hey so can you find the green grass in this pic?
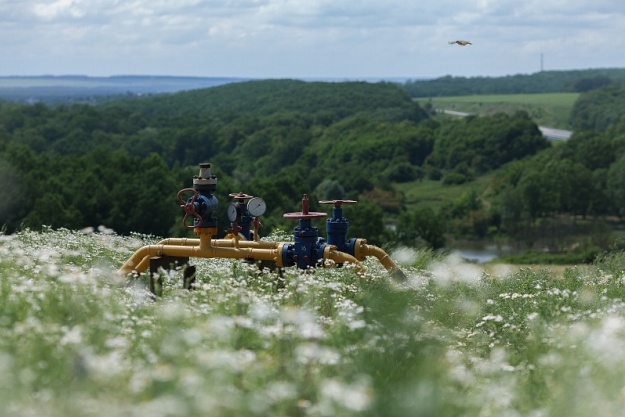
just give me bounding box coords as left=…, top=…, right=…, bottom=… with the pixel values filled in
left=3, top=227, right=625, bottom=416
left=417, top=93, right=579, bottom=129
left=396, top=172, right=497, bottom=211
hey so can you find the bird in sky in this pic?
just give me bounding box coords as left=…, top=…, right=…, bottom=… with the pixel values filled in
left=449, top=40, right=472, bottom=46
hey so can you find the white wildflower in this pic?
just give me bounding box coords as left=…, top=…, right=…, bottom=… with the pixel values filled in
left=59, top=325, right=82, bottom=346
left=320, top=376, right=373, bottom=412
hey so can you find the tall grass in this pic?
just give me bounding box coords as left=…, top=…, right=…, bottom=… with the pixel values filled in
left=2, top=228, right=625, bottom=416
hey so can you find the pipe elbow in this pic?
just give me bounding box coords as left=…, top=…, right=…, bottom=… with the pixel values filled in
left=323, top=245, right=365, bottom=274
left=119, top=244, right=163, bottom=275
left=354, top=240, right=406, bottom=282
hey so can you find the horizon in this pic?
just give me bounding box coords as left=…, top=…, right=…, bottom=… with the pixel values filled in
left=3, top=65, right=625, bottom=83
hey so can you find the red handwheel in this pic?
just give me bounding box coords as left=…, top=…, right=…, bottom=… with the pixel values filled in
left=318, top=199, right=358, bottom=207
left=177, top=188, right=203, bottom=229
left=283, top=194, right=327, bottom=220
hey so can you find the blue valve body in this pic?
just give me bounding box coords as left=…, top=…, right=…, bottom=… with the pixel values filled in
left=326, top=206, right=349, bottom=251
left=325, top=205, right=359, bottom=258
left=188, top=191, right=218, bottom=228
left=282, top=219, right=326, bottom=269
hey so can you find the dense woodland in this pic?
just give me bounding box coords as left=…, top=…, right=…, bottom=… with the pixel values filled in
left=403, top=68, right=625, bottom=97
left=2, top=74, right=625, bottom=255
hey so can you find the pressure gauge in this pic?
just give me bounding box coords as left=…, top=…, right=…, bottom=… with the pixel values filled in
left=226, top=203, right=238, bottom=222
left=247, top=197, right=267, bottom=217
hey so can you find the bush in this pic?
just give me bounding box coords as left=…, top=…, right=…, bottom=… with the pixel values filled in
left=442, top=172, right=469, bottom=185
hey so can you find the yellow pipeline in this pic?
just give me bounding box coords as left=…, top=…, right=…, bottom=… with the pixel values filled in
left=119, top=234, right=362, bottom=276
left=155, top=237, right=279, bottom=250
left=128, top=237, right=401, bottom=279
left=353, top=238, right=407, bottom=281
left=128, top=237, right=281, bottom=275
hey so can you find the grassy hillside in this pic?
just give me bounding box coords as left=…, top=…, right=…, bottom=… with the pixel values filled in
left=3, top=228, right=625, bottom=416
left=417, top=92, right=579, bottom=129
left=395, top=171, right=497, bottom=211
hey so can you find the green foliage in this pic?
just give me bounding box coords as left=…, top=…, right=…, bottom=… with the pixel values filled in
left=570, top=83, right=625, bottom=132
left=395, top=207, right=447, bottom=249
left=342, top=199, right=389, bottom=246
left=607, top=153, right=625, bottom=216
left=0, top=81, right=430, bottom=240
left=4, top=74, right=625, bottom=255
left=114, top=79, right=429, bottom=122
left=429, top=111, right=550, bottom=174
left=315, top=179, right=346, bottom=201
left=404, top=68, right=625, bottom=97
left=573, top=75, right=613, bottom=92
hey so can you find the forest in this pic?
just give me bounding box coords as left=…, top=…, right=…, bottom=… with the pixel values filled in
left=403, top=67, right=625, bottom=97
left=2, top=73, right=625, bottom=259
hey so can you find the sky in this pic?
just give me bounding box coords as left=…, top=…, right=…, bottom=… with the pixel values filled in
left=1, top=0, right=625, bottom=80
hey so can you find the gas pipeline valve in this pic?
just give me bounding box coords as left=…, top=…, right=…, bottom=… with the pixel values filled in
left=177, top=163, right=219, bottom=230
left=226, top=192, right=266, bottom=240
left=319, top=199, right=358, bottom=254
left=282, top=194, right=327, bottom=269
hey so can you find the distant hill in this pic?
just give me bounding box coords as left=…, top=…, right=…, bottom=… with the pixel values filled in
left=0, top=75, right=248, bottom=103
left=403, top=68, right=625, bottom=97
left=106, top=78, right=425, bottom=121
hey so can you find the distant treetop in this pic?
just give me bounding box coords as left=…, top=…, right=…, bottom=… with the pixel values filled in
left=402, top=68, right=625, bottom=97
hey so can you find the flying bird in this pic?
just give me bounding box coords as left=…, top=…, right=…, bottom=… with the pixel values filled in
left=449, top=40, right=472, bottom=46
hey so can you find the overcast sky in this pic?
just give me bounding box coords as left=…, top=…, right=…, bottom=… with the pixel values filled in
left=1, top=0, right=624, bottom=79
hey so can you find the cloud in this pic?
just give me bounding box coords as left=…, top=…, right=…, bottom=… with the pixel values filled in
left=1, top=0, right=625, bottom=77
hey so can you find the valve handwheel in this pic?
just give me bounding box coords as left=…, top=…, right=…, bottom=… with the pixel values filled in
left=177, top=188, right=203, bottom=229
left=319, top=199, right=358, bottom=207
left=283, top=194, right=327, bottom=220
left=228, top=192, right=254, bottom=201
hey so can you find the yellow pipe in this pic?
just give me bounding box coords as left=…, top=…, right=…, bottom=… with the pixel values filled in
left=353, top=238, right=407, bottom=281
left=154, top=237, right=279, bottom=250
left=124, top=235, right=402, bottom=279
left=323, top=245, right=365, bottom=274
left=119, top=235, right=364, bottom=277
left=119, top=238, right=287, bottom=275
left=156, top=238, right=199, bottom=246
left=213, top=239, right=277, bottom=249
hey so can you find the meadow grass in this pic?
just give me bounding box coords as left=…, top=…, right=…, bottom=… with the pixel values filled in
left=417, top=93, right=579, bottom=129
left=2, top=228, right=625, bottom=416
left=395, top=173, right=496, bottom=211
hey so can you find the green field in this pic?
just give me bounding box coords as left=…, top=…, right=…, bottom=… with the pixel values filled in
left=3, top=227, right=625, bottom=416
left=417, top=93, right=579, bottom=129
left=396, top=172, right=497, bottom=211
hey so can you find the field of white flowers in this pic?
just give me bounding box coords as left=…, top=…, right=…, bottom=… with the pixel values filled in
left=2, top=227, right=625, bottom=416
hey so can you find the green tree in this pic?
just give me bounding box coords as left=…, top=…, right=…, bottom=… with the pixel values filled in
left=343, top=199, right=389, bottom=246
left=396, top=207, right=447, bottom=249
left=607, top=154, right=625, bottom=217
left=315, top=179, right=346, bottom=201
left=23, top=192, right=84, bottom=230
left=0, top=158, right=25, bottom=232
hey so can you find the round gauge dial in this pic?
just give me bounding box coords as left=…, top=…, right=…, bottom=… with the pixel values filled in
left=247, top=197, right=267, bottom=217
left=226, top=203, right=238, bottom=222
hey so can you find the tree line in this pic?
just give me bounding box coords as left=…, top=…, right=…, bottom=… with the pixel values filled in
left=403, top=68, right=625, bottom=97
left=1, top=78, right=624, bottom=251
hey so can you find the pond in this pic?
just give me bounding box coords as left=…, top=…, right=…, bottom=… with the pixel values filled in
left=448, top=241, right=518, bottom=264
